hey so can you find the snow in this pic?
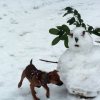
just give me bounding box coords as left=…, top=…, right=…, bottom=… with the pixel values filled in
left=69, top=27, right=93, bottom=51
left=0, top=0, right=100, bottom=100
left=57, top=27, right=100, bottom=98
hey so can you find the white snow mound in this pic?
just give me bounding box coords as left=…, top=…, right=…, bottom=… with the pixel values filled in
left=57, top=27, right=100, bottom=97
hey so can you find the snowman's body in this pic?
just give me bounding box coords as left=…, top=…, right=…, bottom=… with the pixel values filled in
left=57, top=27, right=100, bottom=97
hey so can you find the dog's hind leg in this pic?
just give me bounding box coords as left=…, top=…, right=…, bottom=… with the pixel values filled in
left=30, top=84, right=40, bottom=100
left=18, top=70, right=25, bottom=88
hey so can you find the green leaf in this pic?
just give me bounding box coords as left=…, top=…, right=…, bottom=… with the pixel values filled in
left=95, top=28, right=100, bottom=32
left=49, top=28, right=59, bottom=35
left=64, top=36, right=69, bottom=48
left=93, top=30, right=100, bottom=36
left=64, top=7, right=73, bottom=11
left=67, top=10, right=73, bottom=14
left=60, top=33, right=67, bottom=40
left=88, top=26, right=93, bottom=31
left=76, top=21, right=81, bottom=27
left=62, top=24, right=70, bottom=34
left=63, top=10, right=73, bottom=17
left=81, top=19, right=83, bottom=23
left=82, top=23, right=86, bottom=29
left=67, top=17, right=75, bottom=25
left=86, top=30, right=92, bottom=34
left=56, top=26, right=62, bottom=30
left=63, top=13, right=68, bottom=17
left=74, top=10, right=78, bottom=15
left=78, top=14, right=81, bottom=19
left=67, top=19, right=71, bottom=23
left=58, top=30, right=65, bottom=38
left=52, top=37, right=60, bottom=45
left=77, top=14, right=82, bottom=24
left=79, top=19, right=83, bottom=24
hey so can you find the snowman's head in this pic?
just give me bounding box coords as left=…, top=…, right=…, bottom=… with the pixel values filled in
left=68, top=27, right=93, bottom=51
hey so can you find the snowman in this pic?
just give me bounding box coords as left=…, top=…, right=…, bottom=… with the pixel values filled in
left=57, top=27, right=100, bottom=97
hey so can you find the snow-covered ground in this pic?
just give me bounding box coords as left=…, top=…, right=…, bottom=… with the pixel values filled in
left=0, top=0, right=100, bottom=100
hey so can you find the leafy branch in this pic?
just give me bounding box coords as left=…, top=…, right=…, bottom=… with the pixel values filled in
left=49, top=6, right=100, bottom=48
left=49, top=24, right=70, bottom=48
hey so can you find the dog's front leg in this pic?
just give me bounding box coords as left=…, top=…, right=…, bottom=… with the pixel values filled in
left=30, top=84, right=40, bottom=100
left=43, top=85, right=50, bottom=98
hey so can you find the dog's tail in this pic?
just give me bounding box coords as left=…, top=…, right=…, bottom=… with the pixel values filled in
left=30, top=59, right=32, bottom=65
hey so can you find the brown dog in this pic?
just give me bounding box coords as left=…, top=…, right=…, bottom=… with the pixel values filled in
left=18, top=59, right=63, bottom=100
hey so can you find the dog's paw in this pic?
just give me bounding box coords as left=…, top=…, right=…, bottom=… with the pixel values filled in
left=46, top=94, right=49, bottom=98
left=46, top=92, right=49, bottom=98
left=35, top=98, right=40, bottom=100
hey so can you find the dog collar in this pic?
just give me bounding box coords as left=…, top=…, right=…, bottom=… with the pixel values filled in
left=45, top=73, right=49, bottom=84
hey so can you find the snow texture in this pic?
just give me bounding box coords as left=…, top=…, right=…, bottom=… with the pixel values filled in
left=0, top=0, right=100, bottom=100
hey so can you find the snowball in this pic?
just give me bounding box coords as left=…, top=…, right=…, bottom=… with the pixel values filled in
left=68, top=27, right=93, bottom=52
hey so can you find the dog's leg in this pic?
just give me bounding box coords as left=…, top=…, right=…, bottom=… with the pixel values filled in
left=43, top=85, right=50, bottom=98
left=30, top=84, right=40, bottom=100
left=18, top=70, right=25, bottom=88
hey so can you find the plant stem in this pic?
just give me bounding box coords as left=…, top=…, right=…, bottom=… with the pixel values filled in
left=39, top=59, right=58, bottom=63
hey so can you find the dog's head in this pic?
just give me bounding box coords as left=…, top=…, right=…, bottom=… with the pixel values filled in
left=48, top=70, right=63, bottom=86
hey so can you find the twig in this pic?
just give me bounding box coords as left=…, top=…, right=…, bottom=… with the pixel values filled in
left=95, top=41, right=100, bottom=43
left=39, top=59, right=58, bottom=63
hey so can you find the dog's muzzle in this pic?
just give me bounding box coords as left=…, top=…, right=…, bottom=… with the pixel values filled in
left=56, top=81, right=63, bottom=86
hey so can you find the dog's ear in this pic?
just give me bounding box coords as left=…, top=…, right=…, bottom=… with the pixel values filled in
left=54, top=70, right=59, bottom=73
